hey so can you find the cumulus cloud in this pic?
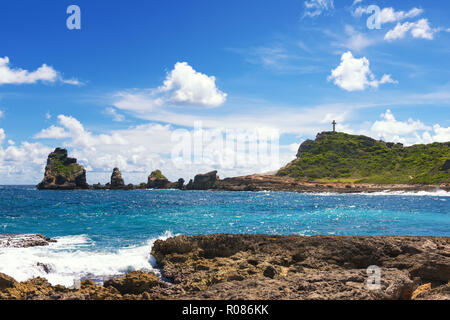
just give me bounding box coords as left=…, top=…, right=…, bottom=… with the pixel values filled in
left=34, top=125, right=71, bottom=139
left=385, top=19, right=436, bottom=41
left=303, top=0, right=334, bottom=18
left=363, top=109, right=450, bottom=146
left=0, top=128, right=52, bottom=184
left=114, top=62, right=227, bottom=114
left=328, top=51, right=397, bottom=91
left=160, top=62, right=227, bottom=107
left=371, top=109, right=430, bottom=136
left=0, top=57, right=80, bottom=85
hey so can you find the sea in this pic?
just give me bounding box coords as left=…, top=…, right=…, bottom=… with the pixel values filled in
left=0, top=186, right=449, bottom=287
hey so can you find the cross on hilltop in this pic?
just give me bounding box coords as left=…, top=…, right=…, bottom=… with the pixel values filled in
left=332, top=120, right=337, bottom=132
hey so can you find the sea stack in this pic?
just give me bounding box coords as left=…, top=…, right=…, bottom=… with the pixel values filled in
left=147, top=170, right=169, bottom=189
left=110, top=168, right=125, bottom=189
left=37, top=148, right=89, bottom=190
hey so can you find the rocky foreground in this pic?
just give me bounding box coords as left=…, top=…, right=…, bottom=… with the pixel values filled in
left=1, top=234, right=449, bottom=300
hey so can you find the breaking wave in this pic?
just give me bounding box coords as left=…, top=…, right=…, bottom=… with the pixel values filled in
left=0, top=231, right=174, bottom=287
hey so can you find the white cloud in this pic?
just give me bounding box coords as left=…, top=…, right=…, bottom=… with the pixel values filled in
left=160, top=62, right=227, bottom=107
left=352, top=6, right=423, bottom=24
left=362, top=109, right=450, bottom=146
left=303, top=0, right=334, bottom=18
left=0, top=128, right=52, bottom=184
left=328, top=51, right=397, bottom=91
left=34, top=125, right=71, bottom=139
left=385, top=19, right=436, bottom=41
left=371, top=109, right=430, bottom=136
left=341, top=25, right=376, bottom=51
left=378, top=7, right=423, bottom=24
left=114, top=62, right=227, bottom=114
left=0, top=57, right=80, bottom=85
left=0, top=110, right=3, bottom=118
left=104, top=107, right=125, bottom=122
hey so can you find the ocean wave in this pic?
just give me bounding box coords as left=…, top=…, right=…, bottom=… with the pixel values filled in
left=0, top=231, right=174, bottom=287
left=304, top=189, right=450, bottom=197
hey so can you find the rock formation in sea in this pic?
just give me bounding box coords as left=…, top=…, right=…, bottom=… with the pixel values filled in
left=187, top=170, right=219, bottom=190
left=1, top=234, right=449, bottom=300
left=37, top=148, right=89, bottom=190
left=110, top=168, right=125, bottom=189
left=147, top=170, right=170, bottom=189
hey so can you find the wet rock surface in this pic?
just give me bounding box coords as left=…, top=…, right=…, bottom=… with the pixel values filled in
left=1, top=234, right=449, bottom=300
left=0, top=234, right=56, bottom=248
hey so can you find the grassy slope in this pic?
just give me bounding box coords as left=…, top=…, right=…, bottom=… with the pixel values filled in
left=277, top=132, right=450, bottom=184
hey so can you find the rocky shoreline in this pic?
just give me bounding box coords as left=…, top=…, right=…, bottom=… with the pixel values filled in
left=36, top=149, right=449, bottom=193
left=1, top=234, right=449, bottom=300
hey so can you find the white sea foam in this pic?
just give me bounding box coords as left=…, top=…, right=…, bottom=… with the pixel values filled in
left=0, top=231, right=174, bottom=287
left=304, top=189, right=450, bottom=197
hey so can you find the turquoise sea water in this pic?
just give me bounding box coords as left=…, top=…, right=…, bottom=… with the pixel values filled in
left=0, top=186, right=449, bottom=286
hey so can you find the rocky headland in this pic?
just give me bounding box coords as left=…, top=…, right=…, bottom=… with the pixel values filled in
left=1, top=234, right=449, bottom=300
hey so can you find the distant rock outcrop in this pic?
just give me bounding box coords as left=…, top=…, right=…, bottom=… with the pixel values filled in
left=37, top=148, right=89, bottom=190
left=147, top=170, right=170, bottom=189
left=110, top=168, right=125, bottom=189
left=187, top=170, right=219, bottom=190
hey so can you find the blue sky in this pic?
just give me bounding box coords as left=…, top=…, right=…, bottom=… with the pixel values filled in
left=0, top=0, right=449, bottom=184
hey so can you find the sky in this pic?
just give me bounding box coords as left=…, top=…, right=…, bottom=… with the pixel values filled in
left=0, top=0, right=449, bottom=184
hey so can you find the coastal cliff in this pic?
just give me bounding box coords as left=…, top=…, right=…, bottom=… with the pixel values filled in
left=1, top=234, right=449, bottom=300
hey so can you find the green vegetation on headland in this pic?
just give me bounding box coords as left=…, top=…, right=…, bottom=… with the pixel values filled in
left=277, top=132, right=450, bottom=185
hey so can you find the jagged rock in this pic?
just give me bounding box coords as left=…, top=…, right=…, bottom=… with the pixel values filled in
left=0, top=273, right=17, bottom=290
left=93, top=183, right=105, bottom=190
left=175, top=178, right=185, bottom=189
left=104, top=271, right=160, bottom=295
left=152, top=234, right=450, bottom=300
left=147, top=170, right=170, bottom=189
left=188, top=171, right=219, bottom=190
left=186, top=179, right=193, bottom=189
left=110, top=168, right=125, bottom=189
left=37, top=148, right=89, bottom=190
left=139, top=182, right=147, bottom=189
left=0, top=234, right=56, bottom=248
